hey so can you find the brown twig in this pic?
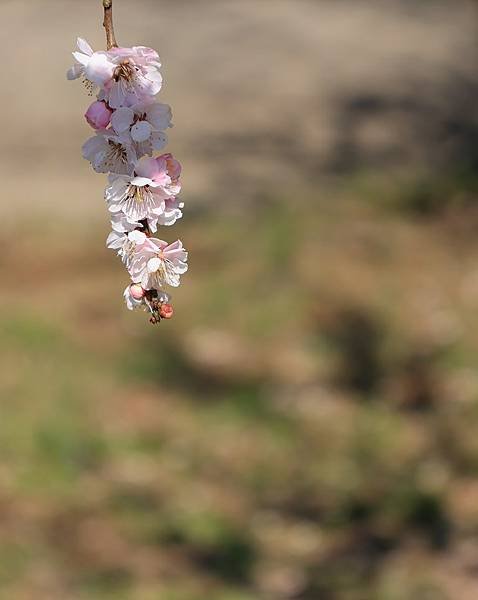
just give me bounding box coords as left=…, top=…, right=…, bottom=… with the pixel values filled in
left=103, top=0, right=118, bottom=50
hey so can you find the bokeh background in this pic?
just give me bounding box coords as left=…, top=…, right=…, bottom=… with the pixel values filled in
left=1, top=0, right=478, bottom=598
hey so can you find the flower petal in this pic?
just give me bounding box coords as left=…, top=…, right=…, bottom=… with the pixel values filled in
left=85, top=53, right=115, bottom=86
left=134, top=156, right=158, bottom=180
left=111, top=107, right=135, bottom=133
left=131, top=120, right=152, bottom=143
left=147, top=257, right=162, bottom=273
left=72, top=51, right=89, bottom=66
left=146, top=103, right=172, bottom=130
left=66, top=64, right=83, bottom=80
left=77, top=38, right=93, bottom=56
left=108, top=82, right=125, bottom=109
left=130, top=176, right=152, bottom=187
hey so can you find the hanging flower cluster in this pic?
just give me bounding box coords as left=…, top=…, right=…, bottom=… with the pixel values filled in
left=67, top=38, right=188, bottom=324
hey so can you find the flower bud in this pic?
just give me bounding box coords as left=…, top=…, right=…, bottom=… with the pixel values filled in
left=159, top=303, right=174, bottom=319
left=85, top=101, right=112, bottom=130
left=130, top=284, right=145, bottom=300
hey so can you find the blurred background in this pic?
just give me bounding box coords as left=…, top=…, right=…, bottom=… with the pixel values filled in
left=1, top=0, right=478, bottom=598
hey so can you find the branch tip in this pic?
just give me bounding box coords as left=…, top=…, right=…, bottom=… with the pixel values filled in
left=102, top=0, right=117, bottom=50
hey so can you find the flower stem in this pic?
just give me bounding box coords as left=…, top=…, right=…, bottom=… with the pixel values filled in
left=103, top=0, right=118, bottom=50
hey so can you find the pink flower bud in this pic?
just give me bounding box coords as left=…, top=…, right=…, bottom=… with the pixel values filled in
left=130, top=284, right=145, bottom=300
left=85, top=101, right=112, bottom=130
left=159, top=304, right=174, bottom=319
left=162, top=153, right=182, bottom=181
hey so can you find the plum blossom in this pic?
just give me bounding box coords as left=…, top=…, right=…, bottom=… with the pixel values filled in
left=67, top=38, right=115, bottom=90
left=105, top=154, right=182, bottom=224
left=82, top=129, right=135, bottom=175
left=69, top=32, right=187, bottom=323
left=106, top=228, right=150, bottom=271
left=85, top=101, right=113, bottom=130
left=105, top=174, right=164, bottom=223
left=130, top=238, right=188, bottom=289
left=99, top=46, right=163, bottom=108
left=111, top=102, right=172, bottom=154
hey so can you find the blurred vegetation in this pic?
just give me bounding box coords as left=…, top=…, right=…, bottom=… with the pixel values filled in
left=1, top=167, right=478, bottom=599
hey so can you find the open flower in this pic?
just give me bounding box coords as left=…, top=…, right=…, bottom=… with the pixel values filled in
left=100, top=46, right=163, bottom=108
left=82, top=129, right=135, bottom=175
left=111, top=101, right=172, bottom=154
left=130, top=238, right=188, bottom=289
left=105, top=155, right=182, bottom=224
left=67, top=38, right=115, bottom=89
left=106, top=229, right=149, bottom=271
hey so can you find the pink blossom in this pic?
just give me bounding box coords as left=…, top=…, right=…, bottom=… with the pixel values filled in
left=85, top=101, right=113, bottom=130
left=130, top=238, right=188, bottom=289
left=106, top=229, right=150, bottom=271
left=110, top=102, right=172, bottom=153
left=100, top=46, right=163, bottom=108
left=82, top=129, right=136, bottom=175
left=105, top=155, right=182, bottom=225
left=134, top=154, right=181, bottom=195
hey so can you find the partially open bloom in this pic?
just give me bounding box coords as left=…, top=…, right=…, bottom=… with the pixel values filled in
left=130, top=284, right=146, bottom=300
left=85, top=101, right=113, bottom=130
left=123, top=284, right=145, bottom=310
left=100, top=46, right=163, bottom=108
left=67, top=38, right=115, bottom=89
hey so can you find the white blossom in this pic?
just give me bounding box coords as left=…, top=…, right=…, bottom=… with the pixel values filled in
left=67, top=38, right=115, bottom=89
left=130, top=238, right=188, bottom=289
left=82, top=130, right=136, bottom=175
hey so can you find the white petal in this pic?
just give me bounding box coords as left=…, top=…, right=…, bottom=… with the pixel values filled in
left=67, top=64, right=83, bottom=80
left=131, top=121, right=152, bottom=143
left=106, top=231, right=124, bottom=249
left=151, top=132, right=168, bottom=151
left=146, top=103, right=172, bottom=130
left=128, top=230, right=147, bottom=245
left=82, top=135, right=105, bottom=160
left=77, top=38, right=93, bottom=56
left=85, top=53, right=115, bottom=86
left=144, top=69, right=163, bottom=94
left=147, top=216, right=158, bottom=233
left=147, top=257, right=161, bottom=273
left=108, top=82, right=125, bottom=109
left=111, top=107, right=135, bottom=133
left=72, top=51, right=89, bottom=66
left=130, top=176, right=152, bottom=187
